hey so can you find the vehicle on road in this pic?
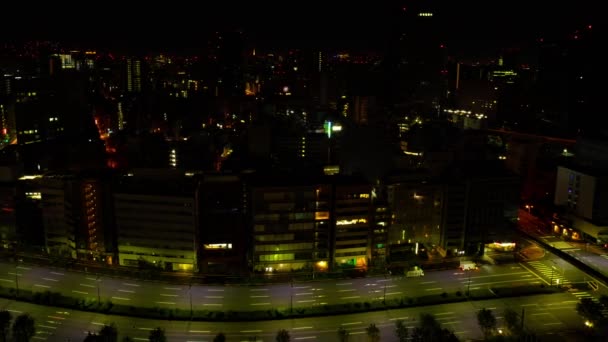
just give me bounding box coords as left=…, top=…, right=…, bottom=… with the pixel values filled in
left=459, top=261, right=478, bottom=271
left=406, top=266, right=424, bottom=277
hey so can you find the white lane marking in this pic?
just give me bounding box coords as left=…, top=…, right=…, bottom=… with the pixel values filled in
left=249, top=288, right=268, bottom=292
left=294, top=337, right=316, bottom=340
left=16, top=266, right=31, bottom=270
left=50, top=272, right=64, bottom=276
left=189, top=330, right=211, bottom=333
left=337, top=289, right=355, bottom=292
left=123, top=283, right=140, bottom=287
left=341, top=296, right=360, bottom=299
left=377, top=279, right=391, bottom=282
left=72, top=290, right=88, bottom=295
left=385, top=292, right=403, bottom=296
left=203, top=303, right=222, bottom=306
left=297, top=300, right=316, bottom=303
left=8, top=272, right=21, bottom=276
left=293, top=326, right=313, bottom=330
left=249, top=302, right=270, bottom=306
left=138, top=327, right=153, bottom=331
left=80, top=284, right=95, bottom=288
left=92, top=322, right=104, bottom=326
left=118, top=289, right=134, bottom=293
left=42, top=278, right=58, bottom=282
left=132, top=338, right=148, bottom=341
left=293, top=286, right=310, bottom=289
left=34, top=284, right=50, bottom=288
left=389, top=316, right=408, bottom=321
left=164, top=287, right=181, bottom=290
left=350, top=331, right=365, bottom=335
left=424, top=287, right=442, bottom=291
left=111, top=296, right=130, bottom=301
left=0, top=278, right=14, bottom=282
left=208, top=289, right=224, bottom=292
left=32, top=337, right=46, bottom=340
left=385, top=285, right=397, bottom=288
left=240, top=330, right=262, bottom=333
left=37, top=325, right=56, bottom=330
left=341, top=322, right=362, bottom=326
left=250, top=295, right=269, bottom=298
left=336, top=282, right=352, bottom=286
left=85, top=277, right=97, bottom=281
left=205, top=296, right=223, bottom=299
left=155, top=301, right=176, bottom=305
left=420, top=281, right=436, bottom=284
left=543, top=322, right=563, bottom=325
left=160, top=294, right=178, bottom=297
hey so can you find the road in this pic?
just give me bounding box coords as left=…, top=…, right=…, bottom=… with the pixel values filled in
left=518, top=210, right=608, bottom=284
left=0, top=292, right=587, bottom=341
left=0, top=260, right=551, bottom=313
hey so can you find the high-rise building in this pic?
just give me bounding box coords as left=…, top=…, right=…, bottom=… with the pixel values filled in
left=114, top=170, right=198, bottom=272
left=125, top=58, right=142, bottom=93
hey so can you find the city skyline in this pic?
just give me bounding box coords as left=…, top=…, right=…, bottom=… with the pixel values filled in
left=2, top=1, right=599, bottom=53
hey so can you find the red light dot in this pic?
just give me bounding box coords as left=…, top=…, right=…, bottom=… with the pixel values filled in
left=588, top=25, right=592, bottom=29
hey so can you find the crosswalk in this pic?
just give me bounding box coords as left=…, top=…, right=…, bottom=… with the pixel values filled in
left=527, top=261, right=570, bottom=285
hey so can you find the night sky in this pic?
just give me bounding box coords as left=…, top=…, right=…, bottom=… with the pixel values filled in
left=1, top=1, right=599, bottom=53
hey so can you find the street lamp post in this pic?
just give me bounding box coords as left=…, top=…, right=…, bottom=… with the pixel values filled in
left=96, top=274, right=101, bottom=304
left=289, top=277, right=294, bottom=313
left=383, top=283, right=387, bottom=305
left=14, top=265, right=19, bottom=296
left=189, top=283, right=193, bottom=318
left=466, top=270, right=472, bottom=297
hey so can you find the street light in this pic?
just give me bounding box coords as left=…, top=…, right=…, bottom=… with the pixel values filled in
left=466, top=270, right=472, bottom=297
left=189, top=282, right=193, bottom=318
left=290, top=277, right=293, bottom=313
left=96, top=274, right=101, bottom=304
left=383, top=283, right=387, bottom=305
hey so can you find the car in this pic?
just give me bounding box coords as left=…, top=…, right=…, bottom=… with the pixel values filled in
left=459, top=262, right=478, bottom=271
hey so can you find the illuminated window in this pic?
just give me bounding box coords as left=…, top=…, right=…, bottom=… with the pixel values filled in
left=315, top=211, right=330, bottom=220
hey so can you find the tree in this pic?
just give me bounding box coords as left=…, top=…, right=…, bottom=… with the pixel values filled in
left=395, top=320, right=408, bottom=342
left=366, top=323, right=380, bottom=342
left=148, top=327, right=166, bottom=342
left=0, top=310, right=11, bottom=342
left=98, top=324, right=118, bottom=342
left=503, top=308, right=520, bottom=335
left=477, top=308, right=497, bottom=339
left=213, top=332, right=226, bottom=342
left=276, top=329, right=290, bottom=342
left=411, top=313, right=460, bottom=342
left=83, top=332, right=98, bottom=341
left=337, top=327, right=349, bottom=342
left=576, top=297, right=605, bottom=325
left=11, top=314, right=35, bottom=342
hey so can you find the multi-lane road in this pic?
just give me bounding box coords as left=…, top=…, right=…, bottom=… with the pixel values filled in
left=518, top=210, right=608, bottom=280
left=0, top=260, right=569, bottom=313
left=0, top=292, right=587, bottom=341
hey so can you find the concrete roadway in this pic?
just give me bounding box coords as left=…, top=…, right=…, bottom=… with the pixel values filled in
left=0, top=261, right=550, bottom=313
left=518, top=211, right=608, bottom=283
left=0, top=292, right=586, bottom=341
